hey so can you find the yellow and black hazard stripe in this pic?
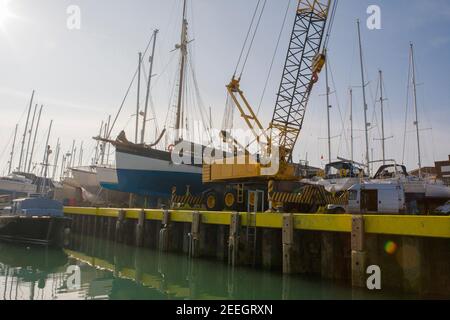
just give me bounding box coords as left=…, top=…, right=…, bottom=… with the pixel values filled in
left=171, top=194, right=203, bottom=206
left=269, top=185, right=349, bottom=207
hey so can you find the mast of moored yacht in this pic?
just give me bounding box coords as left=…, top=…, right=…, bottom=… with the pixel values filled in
left=141, top=29, right=159, bottom=144
left=410, top=42, right=422, bottom=178
left=101, top=115, right=111, bottom=165
left=78, top=141, right=84, bottom=167
left=28, top=104, right=43, bottom=173
left=69, top=140, right=75, bottom=169
left=324, top=49, right=332, bottom=164
left=94, top=121, right=103, bottom=165
left=24, top=104, right=38, bottom=172
left=8, top=124, right=18, bottom=174
left=349, top=88, right=354, bottom=164
left=136, top=52, right=142, bottom=144
left=357, top=19, right=370, bottom=176
left=379, top=70, right=386, bottom=164
left=18, top=90, right=35, bottom=172
left=52, top=138, right=61, bottom=180
left=40, top=120, right=53, bottom=179
left=175, top=0, right=188, bottom=142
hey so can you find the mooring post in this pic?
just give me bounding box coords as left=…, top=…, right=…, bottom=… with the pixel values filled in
left=351, top=215, right=366, bottom=288
left=115, top=209, right=126, bottom=243
left=159, top=209, right=171, bottom=251
left=189, top=211, right=201, bottom=258
left=228, top=212, right=241, bottom=267
left=282, top=213, right=294, bottom=274
left=402, top=236, right=424, bottom=293
left=136, top=209, right=146, bottom=247
left=106, top=216, right=113, bottom=241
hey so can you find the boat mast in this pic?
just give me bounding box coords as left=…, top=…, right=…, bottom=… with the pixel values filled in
left=94, top=121, right=103, bottom=164
left=28, top=105, right=43, bottom=172
left=357, top=20, right=370, bottom=175
left=136, top=52, right=142, bottom=144
left=78, top=141, right=84, bottom=167
left=141, top=29, right=159, bottom=144
left=410, top=43, right=422, bottom=178
left=40, top=120, right=53, bottom=178
left=69, top=140, right=75, bottom=169
left=325, top=49, right=331, bottom=164
left=18, top=90, right=35, bottom=172
left=8, top=124, right=18, bottom=174
left=101, top=115, right=111, bottom=165
left=175, top=0, right=188, bottom=142
left=24, top=104, right=38, bottom=172
left=60, top=154, right=66, bottom=179
left=52, top=138, right=61, bottom=180
left=378, top=70, right=388, bottom=165
left=349, top=88, right=354, bottom=163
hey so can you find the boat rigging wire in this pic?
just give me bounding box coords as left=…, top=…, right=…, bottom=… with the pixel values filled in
left=107, top=31, right=157, bottom=139
left=402, top=48, right=412, bottom=164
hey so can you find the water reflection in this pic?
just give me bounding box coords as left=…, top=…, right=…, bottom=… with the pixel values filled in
left=0, top=234, right=412, bottom=300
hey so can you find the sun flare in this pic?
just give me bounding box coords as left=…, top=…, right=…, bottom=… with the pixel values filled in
left=0, top=0, right=14, bottom=28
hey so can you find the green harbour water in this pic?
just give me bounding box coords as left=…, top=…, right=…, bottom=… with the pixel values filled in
left=0, top=235, right=414, bottom=300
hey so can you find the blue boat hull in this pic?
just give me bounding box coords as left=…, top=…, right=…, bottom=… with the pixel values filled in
left=116, top=169, right=203, bottom=197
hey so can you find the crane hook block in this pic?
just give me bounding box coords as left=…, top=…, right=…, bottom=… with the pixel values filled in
left=312, top=53, right=326, bottom=74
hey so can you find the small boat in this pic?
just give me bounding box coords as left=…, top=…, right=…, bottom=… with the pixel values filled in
left=0, top=197, right=71, bottom=247
left=0, top=173, right=37, bottom=197
left=302, top=160, right=366, bottom=194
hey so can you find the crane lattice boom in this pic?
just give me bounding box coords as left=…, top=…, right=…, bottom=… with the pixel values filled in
left=270, top=0, right=330, bottom=163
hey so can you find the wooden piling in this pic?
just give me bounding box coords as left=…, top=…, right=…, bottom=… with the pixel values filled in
left=136, top=209, right=146, bottom=247
left=189, top=211, right=200, bottom=258
left=228, top=212, right=240, bottom=267
left=351, top=215, right=366, bottom=288
left=159, top=209, right=170, bottom=251
left=282, top=213, right=294, bottom=274
left=115, top=209, right=125, bottom=243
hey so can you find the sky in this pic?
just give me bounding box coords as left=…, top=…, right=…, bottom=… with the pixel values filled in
left=0, top=0, right=449, bottom=177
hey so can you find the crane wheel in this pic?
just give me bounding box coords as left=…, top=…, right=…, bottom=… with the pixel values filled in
left=205, top=191, right=222, bottom=211
left=224, top=190, right=238, bottom=211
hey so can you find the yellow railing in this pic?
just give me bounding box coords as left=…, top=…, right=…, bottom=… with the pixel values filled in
left=63, top=207, right=450, bottom=238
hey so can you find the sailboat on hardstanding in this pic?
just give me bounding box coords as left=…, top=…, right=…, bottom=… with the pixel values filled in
left=106, top=0, right=211, bottom=199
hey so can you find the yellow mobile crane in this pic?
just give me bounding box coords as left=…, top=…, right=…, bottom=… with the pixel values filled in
left=173, top=0, right=344, bottom=212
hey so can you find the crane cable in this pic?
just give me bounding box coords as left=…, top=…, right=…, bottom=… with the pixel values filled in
left=323, top=0, right=339, bottom=51
left=239, top=0, right=267, bottom=78
left=233, top=0, right=267, bottom=78
left=256, top=0, right=291, bottom=116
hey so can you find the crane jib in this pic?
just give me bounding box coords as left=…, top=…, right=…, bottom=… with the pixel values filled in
left=270, top=0, right=331, bottom=163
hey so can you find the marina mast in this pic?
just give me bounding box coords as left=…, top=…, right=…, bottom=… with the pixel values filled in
left=24, top=104, right=38, bottom=172
left=175, top=0, right=188, bottom=142
left=8, top=124, right=18, bottom=174
left=40, top=120, right=53, bottom=178
left=28, top=105, right=43, bottom=173
left=141, top=29, right=159, bottom=144
left=375, top=69, right=392, bottom=165
left=52, top=138, right=61, bottom=180
left=349, top=88, right=354, bottom=163
left=18, top=90, right=35, bottom=172
left=136, top=52, right=142, bottom=144
left=410, top=43, right=422, bottom=178
left=325, top=49, right=332, bottom=164
left=357, top=20, right=370, bottom=175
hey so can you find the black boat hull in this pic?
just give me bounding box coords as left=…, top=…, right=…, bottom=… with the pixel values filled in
left=0, top=216, right=71, bottom=247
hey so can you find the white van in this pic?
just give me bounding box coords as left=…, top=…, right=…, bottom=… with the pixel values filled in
left=327, top=182, right=406, bottom=214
